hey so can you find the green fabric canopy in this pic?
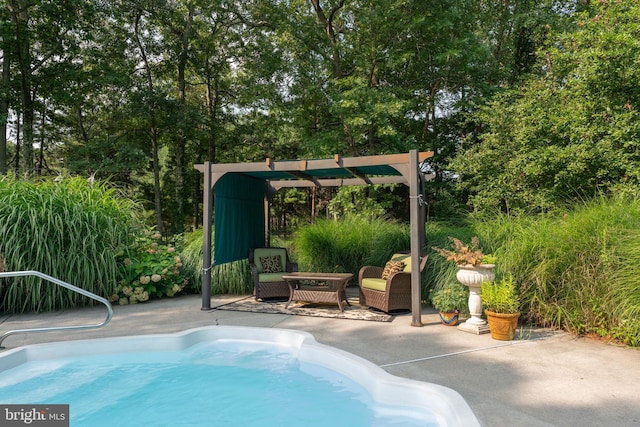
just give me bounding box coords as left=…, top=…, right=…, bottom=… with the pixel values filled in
left=213, top=173, right=266, bottom=265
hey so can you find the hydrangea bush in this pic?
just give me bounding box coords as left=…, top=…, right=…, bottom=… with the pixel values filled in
left=111, top=229, right=189, bottom=304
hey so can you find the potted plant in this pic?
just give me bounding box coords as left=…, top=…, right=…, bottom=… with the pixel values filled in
left=429, top=282, right=469, bottom=326
left=432, top=236, right=496, bottom=334
left=481, top=275, right=521, bottom=340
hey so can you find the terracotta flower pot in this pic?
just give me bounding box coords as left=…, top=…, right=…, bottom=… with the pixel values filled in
left=438, top=310, right=460, bottom=326
left=485, top=310, right=520, bottom=340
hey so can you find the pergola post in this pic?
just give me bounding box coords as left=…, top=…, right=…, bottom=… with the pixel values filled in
left=201, top=161, right=213, bottom=310
left=409, top=149, right=423, bottom=326
left=264, top=182, right=275, bottom=247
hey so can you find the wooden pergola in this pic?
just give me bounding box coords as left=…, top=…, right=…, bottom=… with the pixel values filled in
left=194, top=149, right=433, bottom=326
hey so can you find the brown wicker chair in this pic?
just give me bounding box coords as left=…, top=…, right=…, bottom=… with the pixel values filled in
left=358, top=253, right=428, bottom=313
left=249, top=247, right=298, bottom=300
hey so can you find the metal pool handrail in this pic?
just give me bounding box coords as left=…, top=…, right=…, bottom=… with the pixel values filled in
left=0, top=270, right=113, bottom=349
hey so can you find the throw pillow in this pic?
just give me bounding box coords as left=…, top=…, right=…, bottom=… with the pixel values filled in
left=381, top=261, right=405, bottom=280
left=260, top=255, right=282, bottom=273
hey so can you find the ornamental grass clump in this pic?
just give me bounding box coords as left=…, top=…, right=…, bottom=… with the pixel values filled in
left=486, top=195, right=640, bottom=345
left=294, top=215, right=410, bottom=278
left=0, top=176, right=139, bottom=313
left=181, top=228, right=253, bottom=295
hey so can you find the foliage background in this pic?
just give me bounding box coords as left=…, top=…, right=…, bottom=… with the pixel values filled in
left=2, top=0, right=596, bottom=229
left=453, top=1, right=640, bottom=214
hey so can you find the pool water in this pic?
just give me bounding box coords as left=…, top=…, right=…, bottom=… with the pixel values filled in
left=0, top=341, right=433, bottom=427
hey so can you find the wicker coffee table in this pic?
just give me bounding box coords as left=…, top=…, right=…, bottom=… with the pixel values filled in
left=282, top=272, right=354, bottom=312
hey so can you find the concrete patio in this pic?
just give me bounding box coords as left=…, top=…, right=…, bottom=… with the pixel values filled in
left=1, top=292, right=638, bottom=427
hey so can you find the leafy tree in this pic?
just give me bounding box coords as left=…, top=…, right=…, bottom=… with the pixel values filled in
left=58, top=2, right=139, bottom=179
left=3, top=0, right=100, bottom=175
left=452, top=0, right=640, bottom=213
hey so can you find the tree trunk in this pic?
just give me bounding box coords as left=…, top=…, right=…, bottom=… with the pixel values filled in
left=0, top=37, right=9, bottom=175
left=14, top=118, right=20, bottom=173
left=421, top=83, right=439, bottom=146
left=173, top=3, right=194, bottom=233
left=192, top=172, right=200, bottom=231
left=134, top=12, right=164, bottom=236
left=150, top=123, right=163, bottom=235
left=205, top=60, right=220, bottom=164
left=37, top=105, right=45, bottom=175
left=8, top=0, right=34, bottom=174
left=310, top=0, right=345, bottom=79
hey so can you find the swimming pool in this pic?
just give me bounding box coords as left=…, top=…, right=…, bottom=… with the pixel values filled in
left=0, top=326, right=479, bottom=426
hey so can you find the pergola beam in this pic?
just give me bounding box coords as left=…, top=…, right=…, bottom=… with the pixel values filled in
left=194, top=152, right=433, bottom=177
left=345, top=167, right=372, bottom=184
left=269, top=176, right=408, bottom=189
left=286, top=170, right=322, bottom=187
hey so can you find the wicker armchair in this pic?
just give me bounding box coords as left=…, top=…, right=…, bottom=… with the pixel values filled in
left=358, top=253, right=428, bottom=313
left=249, top=247, right=298, bottom=300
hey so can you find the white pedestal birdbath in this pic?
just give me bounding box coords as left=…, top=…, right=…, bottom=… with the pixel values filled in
left=456, top=264, right=495, bottom=335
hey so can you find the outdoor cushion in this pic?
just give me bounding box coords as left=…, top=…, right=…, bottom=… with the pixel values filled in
left=260, top=255, right=282, bottom=273
left=253, top=248, right=287, bottom=273
left=258, top=272, right=288, bottom=282
left=361, top=277, right=387, bottom=292
left=390, top=253, right=411, bottom=272
left=381, top=261, right=405, bottom=279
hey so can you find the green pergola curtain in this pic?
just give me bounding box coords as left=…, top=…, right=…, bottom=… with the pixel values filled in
left=213, top=173, right=266, bottom=265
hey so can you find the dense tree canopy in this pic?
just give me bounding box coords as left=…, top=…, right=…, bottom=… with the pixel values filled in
left=1, top=0, right=634, bottom=228
left=453, top=0, right=640, bottom=213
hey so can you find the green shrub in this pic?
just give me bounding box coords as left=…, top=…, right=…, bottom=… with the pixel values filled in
left=111, top=230, right=192, bottom=304
left=429, top=281, right=469, bottom=314
left=327, top=185, right=404, bottom=219
left=0, top=175, right=140, bottom=313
